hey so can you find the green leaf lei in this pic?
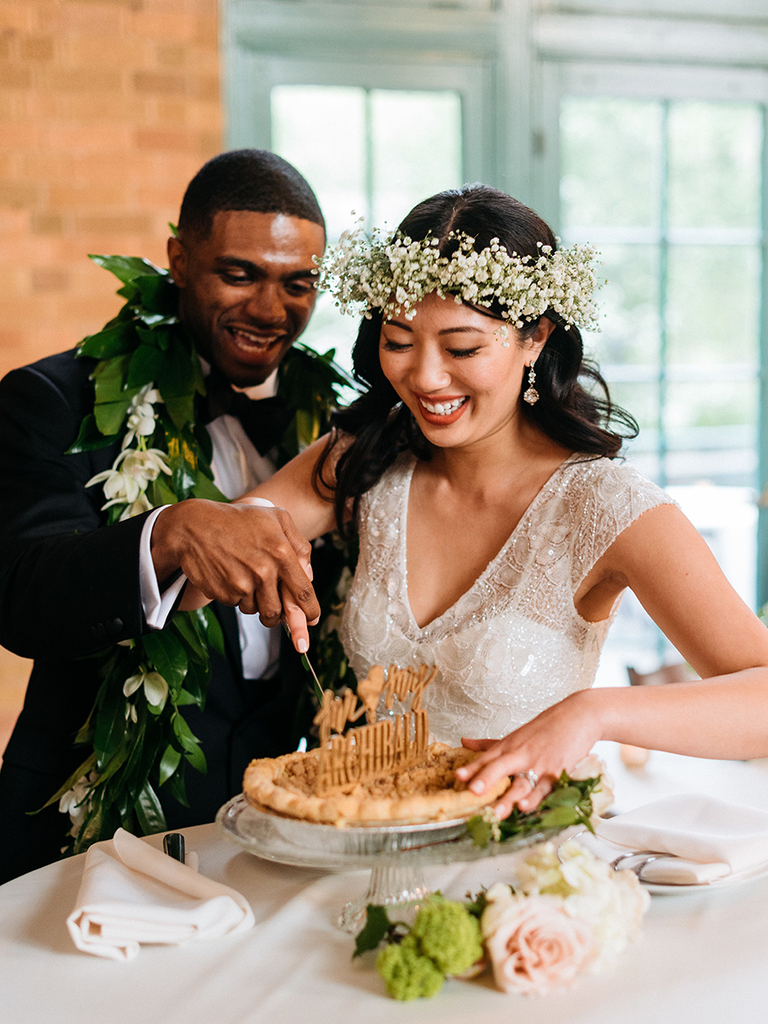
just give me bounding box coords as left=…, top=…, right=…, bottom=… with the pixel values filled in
left=50, top=254, right=356, bottom=854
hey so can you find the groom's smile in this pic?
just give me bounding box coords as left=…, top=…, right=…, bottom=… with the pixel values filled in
left=168, top=209, right=326, bottom=388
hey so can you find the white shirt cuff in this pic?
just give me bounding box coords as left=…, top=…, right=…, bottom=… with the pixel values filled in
left=139, top=498, right=277, bottom=632
left=140, top=506, right=187, bottom=630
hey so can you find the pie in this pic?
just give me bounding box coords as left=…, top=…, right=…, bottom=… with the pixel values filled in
left=242, top=742, right=511, bottom=825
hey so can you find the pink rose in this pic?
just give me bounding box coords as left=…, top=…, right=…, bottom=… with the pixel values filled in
left=483, top=892, right=596, bottom=996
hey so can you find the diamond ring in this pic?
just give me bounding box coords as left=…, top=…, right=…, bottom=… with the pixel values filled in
left=519, top=769, right=539, bottom=789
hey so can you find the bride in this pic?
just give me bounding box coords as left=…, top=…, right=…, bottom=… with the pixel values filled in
left=188, top=184, right=768, bottom=817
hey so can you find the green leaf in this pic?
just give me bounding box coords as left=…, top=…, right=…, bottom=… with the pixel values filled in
left=78, top=321, right=137, bottom=360
left=295, top=407, right=320, bottom=450
left=116, top=282, right=139, bottom=302
left=171, top=713, right=207, bottom=773
left=165, top=394, right=196, bottom=432
left=200, top=606, right=225, bottom=659
left=127, top=342, right=165, bottom=390
left=179, top=658, right=206, bottom=704
left=183, top=740, right=207, bottom=774
left=353, top=905, right=392, bottom=957
left=541, top=785, right=582, bottom=808
left=172, top=613, right=208, bottom=661
left=189, top=471, right=228, bottom=502
left=172, top=712, right=201, bottom=752
left=135, top=780, right=167, bottom=834
left=34, top=751, right=98, bottom=812
left=173, top=689, right=199, bottom=706
left=164, top=767, right=189, bottom=807
left=147, top=474, right=177, bottom=507
left=66, top=412, right=117, bottom=453
left=134, top=274, right=176, bottom=315
left=94, top=399, right=132, bottom=436
left=539, top=805, right=581, bottom=829
left=94, top=671, right=131, bottom=766
left=96, top=743, right=130, bottom=784
left=156, top=336, right=197, bottom=400
left=141, top=631, right=187, bottom=689
left=89, top=253, right=166, bottom=284
left=159, top=743, right=183, bottom=786
left=465, top=815, right=493, bottom=848
left=92, top=352, right=133, bottom=403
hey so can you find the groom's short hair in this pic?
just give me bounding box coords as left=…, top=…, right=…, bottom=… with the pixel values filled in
left=177, top=149, right=325, bottom=241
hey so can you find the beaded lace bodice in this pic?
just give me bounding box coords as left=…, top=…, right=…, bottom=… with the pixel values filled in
left=341, top=453, right=674, bottom=746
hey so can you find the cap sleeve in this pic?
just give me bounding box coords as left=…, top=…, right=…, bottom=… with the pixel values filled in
left=568, top=458, right=678, bottom=591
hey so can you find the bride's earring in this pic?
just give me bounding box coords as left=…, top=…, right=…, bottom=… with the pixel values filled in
left=523, top=362, right=539, bottom=405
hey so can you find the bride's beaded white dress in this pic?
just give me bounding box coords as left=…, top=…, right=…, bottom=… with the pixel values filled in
left=341, top=453, right=674, bottom=745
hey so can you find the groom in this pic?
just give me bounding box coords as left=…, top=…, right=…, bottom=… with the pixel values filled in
left=0, top=150, right=328, bottom=882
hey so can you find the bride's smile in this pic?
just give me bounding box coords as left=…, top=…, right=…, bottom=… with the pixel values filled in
left=378, top=291, right=550, bottom=448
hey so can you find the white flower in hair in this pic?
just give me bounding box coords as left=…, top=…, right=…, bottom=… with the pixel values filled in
left=317, top=227, right=602, bottom=330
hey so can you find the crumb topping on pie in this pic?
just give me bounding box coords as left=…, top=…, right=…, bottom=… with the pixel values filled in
left=243, top=742, right=510, bottom=825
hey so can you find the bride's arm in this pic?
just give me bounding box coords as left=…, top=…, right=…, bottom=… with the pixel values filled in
left=458, top=502, right=768, bottom=816
left=238, top=433, right=344, bottom=541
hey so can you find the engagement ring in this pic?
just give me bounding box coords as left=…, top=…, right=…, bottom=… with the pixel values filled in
left=519, top=769, right=539, bottom=789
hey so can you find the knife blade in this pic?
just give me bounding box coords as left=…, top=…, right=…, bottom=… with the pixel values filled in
left=282, top=623, right=324, bottom=702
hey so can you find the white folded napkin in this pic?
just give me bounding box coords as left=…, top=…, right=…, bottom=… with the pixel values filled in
left=67, top=828, right=254, bottom=961
left=592, top=794, right=768, bottom=885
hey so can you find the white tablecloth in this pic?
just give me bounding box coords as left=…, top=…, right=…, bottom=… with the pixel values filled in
left=4, top=746, right=768, bottom=1024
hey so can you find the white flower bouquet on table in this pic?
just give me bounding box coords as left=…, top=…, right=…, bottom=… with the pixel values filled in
left=356, top=839, right=648, bottom=1001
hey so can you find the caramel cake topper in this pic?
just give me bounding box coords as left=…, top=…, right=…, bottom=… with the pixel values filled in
left=312, top=664, right=438, bottom=795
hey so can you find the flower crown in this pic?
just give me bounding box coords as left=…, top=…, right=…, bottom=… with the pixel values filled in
left=317, top=225, right=602, bottom=330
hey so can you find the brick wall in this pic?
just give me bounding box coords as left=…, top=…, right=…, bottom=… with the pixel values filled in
left=0, top=0, right=223, bottom=381
left=0, top=0, right=224, bottom=756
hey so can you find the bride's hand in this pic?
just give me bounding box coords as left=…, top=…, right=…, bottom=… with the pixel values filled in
left=455, top=690, right=601, bottom=819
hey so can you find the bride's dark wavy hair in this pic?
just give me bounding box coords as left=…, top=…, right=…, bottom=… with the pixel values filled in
left=316, top=184, right=637, bottom=533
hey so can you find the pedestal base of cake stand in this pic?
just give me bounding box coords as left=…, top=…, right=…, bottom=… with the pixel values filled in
left=338, top=863, right=431, bottom=933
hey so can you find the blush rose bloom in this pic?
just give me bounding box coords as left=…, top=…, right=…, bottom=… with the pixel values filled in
left=482, top=886, right=597, bottom=996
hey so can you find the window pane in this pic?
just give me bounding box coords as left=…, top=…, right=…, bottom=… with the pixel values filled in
left=271, top=85, right=367, bottom=240
left=271, top=84, right=463, bottom=369
left=370, top=90, right=462, bottom=228
left=668, top=102, right=762, bottom=230
left=664, top=380, right=757, bottom=486
left=666, top=244, right=760, bottom=365
left=560, top=97, right=662, bottom=229
left=585, top=243, right=660, bottom=366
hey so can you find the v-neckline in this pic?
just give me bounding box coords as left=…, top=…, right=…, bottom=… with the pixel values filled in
left=401, top=453, right=578, bottom=632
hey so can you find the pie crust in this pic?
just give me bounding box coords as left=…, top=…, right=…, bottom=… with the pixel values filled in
left=243, top=742, right=510, bottom=825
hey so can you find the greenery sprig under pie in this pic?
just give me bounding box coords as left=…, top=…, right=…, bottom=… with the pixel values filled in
left=465, top=771, right=601, bottom=848
left=48, top=253, right=355, bottom=854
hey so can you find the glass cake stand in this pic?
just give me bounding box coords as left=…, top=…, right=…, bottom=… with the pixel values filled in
left=216, top=794, right=557, bottom=932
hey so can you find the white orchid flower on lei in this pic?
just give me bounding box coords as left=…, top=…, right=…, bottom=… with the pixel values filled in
left=87, top=447, right=171, bottom=520
left=122, top=383, right=163, bottom=449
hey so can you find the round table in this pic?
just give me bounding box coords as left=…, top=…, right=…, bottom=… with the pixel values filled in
left=4, top=745, right=768, bottom=1024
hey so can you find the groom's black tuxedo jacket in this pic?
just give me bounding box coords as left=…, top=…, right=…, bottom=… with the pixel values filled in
left=0, top=350, right=310, bottom=882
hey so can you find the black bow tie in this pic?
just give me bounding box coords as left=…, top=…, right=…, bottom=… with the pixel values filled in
left=200, top=372, right=291, bottom=457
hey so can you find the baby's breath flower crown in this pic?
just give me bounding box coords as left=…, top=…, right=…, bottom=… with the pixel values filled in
left=317, top=225, right=601, bottom=330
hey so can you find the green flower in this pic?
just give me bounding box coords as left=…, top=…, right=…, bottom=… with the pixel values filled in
left=410, top=897, right=483, bottom=976
left=376, top=935, right=445, bottom=1001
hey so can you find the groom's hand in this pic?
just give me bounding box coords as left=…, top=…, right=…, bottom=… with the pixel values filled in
left=150, top=499, right=320, bottom=641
